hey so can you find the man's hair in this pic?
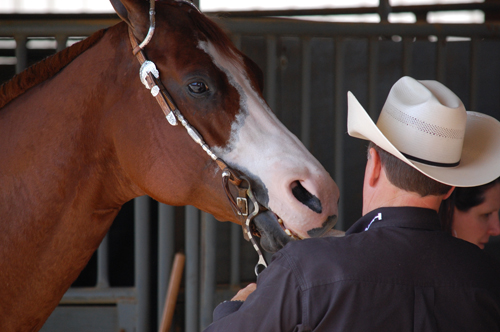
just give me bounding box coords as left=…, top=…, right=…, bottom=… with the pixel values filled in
left=368, top=142, right=452, bottom=197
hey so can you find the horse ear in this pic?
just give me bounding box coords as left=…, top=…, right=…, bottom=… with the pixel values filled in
left=110, top=0, right=130, bottom=23
left=109, top=0, right=149, bottom=39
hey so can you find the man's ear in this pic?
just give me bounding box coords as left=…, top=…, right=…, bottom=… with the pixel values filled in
left=366, top=147, right=382, bottom=188
left=443, top=186, right=455, bottom=200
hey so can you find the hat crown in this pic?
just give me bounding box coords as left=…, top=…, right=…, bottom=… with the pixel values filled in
left=376, top=76, right=467, bottom=165
left=347, top=76, right=500, bottom=186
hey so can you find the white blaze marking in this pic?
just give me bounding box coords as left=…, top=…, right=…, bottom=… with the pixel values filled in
left=198, top=40, right=336, bottom=237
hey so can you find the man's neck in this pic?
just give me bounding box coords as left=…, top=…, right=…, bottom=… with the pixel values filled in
left=361, top=148, right=450, bottom=216
left=362, top=177, right=444, bottom=216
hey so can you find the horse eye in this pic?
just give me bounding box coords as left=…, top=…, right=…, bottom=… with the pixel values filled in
left=188, top=82, right=209, bottom=94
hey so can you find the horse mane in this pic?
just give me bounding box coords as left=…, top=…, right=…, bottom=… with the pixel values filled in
left=0, top=28, right=107, bottom=110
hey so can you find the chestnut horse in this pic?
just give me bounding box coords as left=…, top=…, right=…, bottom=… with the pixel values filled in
left=0, top=0, right=339, bottom=330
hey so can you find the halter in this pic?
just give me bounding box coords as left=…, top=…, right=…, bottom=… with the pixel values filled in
left=129, top=0, right=267, bottom=275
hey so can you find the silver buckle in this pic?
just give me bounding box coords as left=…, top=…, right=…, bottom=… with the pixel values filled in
left=237, top=197, right=248, bottom=216
left=139, top=60, right=159, bottom=90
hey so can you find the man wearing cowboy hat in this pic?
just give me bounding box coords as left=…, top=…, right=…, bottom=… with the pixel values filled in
left=204, top=76, right=500, bottom=332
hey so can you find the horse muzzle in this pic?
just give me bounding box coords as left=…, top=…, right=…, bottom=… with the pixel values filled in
left=252, top=210, right=293, bottom=253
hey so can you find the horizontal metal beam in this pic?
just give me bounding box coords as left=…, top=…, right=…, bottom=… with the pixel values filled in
left=0, top=2, right=498, bottom=20
left=0, top=14, right=119, bottom=21
left=61, top=287, right=136, bottom=304
left=0, top=19, right=118, bottom=37
left=1, top=16, right=499, bottom=39
left=215, top=19, right=500, bottom=38
left=206, top=3, right=500, bottom=18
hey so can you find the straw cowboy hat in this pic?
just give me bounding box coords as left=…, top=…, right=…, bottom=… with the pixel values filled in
left=348, top=76, right=500, bottom=187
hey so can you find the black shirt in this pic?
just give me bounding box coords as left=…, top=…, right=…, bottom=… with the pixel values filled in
left=205, top=207, right=500, bottom=332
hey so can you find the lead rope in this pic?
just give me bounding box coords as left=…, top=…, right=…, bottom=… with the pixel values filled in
left=128, top=2, right=267, bottom=275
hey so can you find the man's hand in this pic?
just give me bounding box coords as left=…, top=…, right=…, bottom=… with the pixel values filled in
left=231, top=283, right=256, bottom=302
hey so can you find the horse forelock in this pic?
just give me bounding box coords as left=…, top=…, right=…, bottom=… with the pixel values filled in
left=171, top=2, right=240, bottom=63
left=0, top=29, right=107, bottom=110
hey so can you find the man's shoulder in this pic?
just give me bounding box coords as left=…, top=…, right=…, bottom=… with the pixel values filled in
left=281, top=235, right=353, bottom=256
left=275, top=229, right=500, bottom=287
left=273, top=236, right=357, bottom=275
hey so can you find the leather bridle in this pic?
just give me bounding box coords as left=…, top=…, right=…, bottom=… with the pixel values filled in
left=128, top=0, right=268, bottom=274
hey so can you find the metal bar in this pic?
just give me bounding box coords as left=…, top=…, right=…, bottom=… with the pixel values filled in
left=185, top=206, right=200, bottom=332
left=213, top=19, right=500, bottom=38
left=0, top=20, right=118, bottom=37
left=61, top=287, right=136, bottom=304
left=402, top=36, right=413, bottom=76
left=436, top=37, right=447, bottom=83
left=266, top=34, right=277, bottom=111
left=96, top=234, right=110, bottom=288
left=55, top=34, right=68, bottom=52
left=368, top=36, right=379, bottom=119
left=230, top=223, right=241, bottom=287
left=204, top=3, right=500, bottom=18
left=200, top=213, right=217, bottom=330
left=134, top=196, right=151, bottom=332
left=2, top=19, right=500, bottom=39
left=0, top=13, right=119, bottom=21
left=301, top=36, right=311, bottom=148
left=334, top=38, right=345, bottom=230
left=469, top=37, right=479, bottom=112
left=14, top=34, right=27, bottom=73
left=158, top=203, right=175, bottom=328
left=378, top=0, right=392, bottom=23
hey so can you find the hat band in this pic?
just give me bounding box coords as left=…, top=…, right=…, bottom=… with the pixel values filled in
left=402, top=152, right=460, bottom=168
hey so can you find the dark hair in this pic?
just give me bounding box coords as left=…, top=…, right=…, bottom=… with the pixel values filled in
left=368, top=142, right=452, bottom=197
left=439, top=178, right=500, bottom=232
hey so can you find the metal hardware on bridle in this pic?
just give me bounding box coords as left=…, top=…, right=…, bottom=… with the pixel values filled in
left=138, top=0, right=155, bottom=50
left=221, top=168, right=249, bottom=219
left=130, top=0, right=268, bottom=275
left=221, top=169, right=267, bottom=275
left=244, top=180, right=268, bottom=275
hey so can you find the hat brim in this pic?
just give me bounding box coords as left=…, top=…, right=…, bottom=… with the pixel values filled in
left=347, top=91, right=500, bottom=187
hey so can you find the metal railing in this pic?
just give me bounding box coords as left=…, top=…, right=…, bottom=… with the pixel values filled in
left=204, top=1, right=500, bottom=21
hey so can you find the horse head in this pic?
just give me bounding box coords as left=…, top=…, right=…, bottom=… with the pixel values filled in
left=110, top=0, right=340, bottom=252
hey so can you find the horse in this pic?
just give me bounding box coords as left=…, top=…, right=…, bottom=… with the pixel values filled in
left=0, top=0, right=339, bottom=330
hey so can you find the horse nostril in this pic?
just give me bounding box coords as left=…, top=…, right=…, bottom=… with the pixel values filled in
left=291, top=181, right=322, bottom=214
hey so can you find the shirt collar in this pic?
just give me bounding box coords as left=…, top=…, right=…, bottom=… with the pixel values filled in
left=346, top=207, right=442, bottom=235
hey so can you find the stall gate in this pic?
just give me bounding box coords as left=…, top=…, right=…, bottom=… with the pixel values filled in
left=1, top=13, right=500, bottom=332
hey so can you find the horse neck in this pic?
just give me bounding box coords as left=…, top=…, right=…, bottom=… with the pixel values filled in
left=0, top=23, right=141, bottom=227
left=0, top=23, right=150, bottom=329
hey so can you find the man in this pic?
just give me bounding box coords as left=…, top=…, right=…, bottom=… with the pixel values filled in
left=204, top=77, right=500, bottom=331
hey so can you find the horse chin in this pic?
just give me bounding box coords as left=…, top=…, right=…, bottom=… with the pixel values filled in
left=252, top=211, right=293, bottom=253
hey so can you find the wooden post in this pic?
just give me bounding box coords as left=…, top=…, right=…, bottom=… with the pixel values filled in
left=159, top=253, right=186, bottom=332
